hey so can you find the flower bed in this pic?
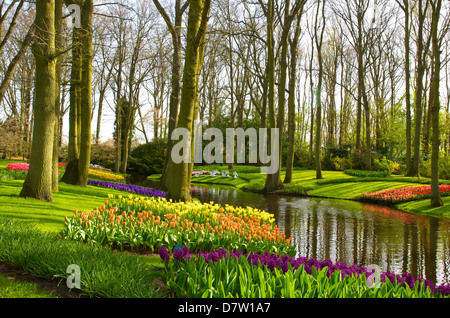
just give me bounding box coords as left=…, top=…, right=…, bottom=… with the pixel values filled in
left=88, top=168, right=125, bottom=182
left=90, top=164, right=112, bottom=171
left=158, top=246, right=450, bottom=298
left=6, top=163, right=30, bottom=171
left=192, top=170, right=210, bottom=176
left=87, top=180, right=166, bottom=198
left=62, top=194, right=294, bottom=256
left=359, top=185, right=450, bottom=204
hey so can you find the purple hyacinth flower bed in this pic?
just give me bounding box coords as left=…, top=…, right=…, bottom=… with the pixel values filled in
left=87, top=179, right=167, bottom=198
left=159, top=246, right=450, bottom=297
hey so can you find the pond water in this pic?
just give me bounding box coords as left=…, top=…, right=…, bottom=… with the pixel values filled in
left=189, top=184, right=450, bottom=286
left=128, top=176, right=450, bottom=286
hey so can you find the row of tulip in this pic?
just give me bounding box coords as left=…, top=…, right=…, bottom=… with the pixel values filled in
left=359, top=185, right=450, bottom=204
left=8, top=162, right=124, bottom=181
left=87, top=180, right=166, bottom=198
left=6, top=163, right=29, bottom=171
left=158, top=246, right=450, bottom=298
left=87, top=168, right=125, bottom=182
left=62, top=194, right=295, bottom=256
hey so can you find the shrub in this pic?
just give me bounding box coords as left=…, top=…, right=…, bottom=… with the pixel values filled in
left=330, top=156, right=353, bottom=171
left=89, top=140, right=116, bottom=171
left=127, top=141, right=166, bottom=176
left=344, top=169, right=390, bottom=178
left=373, top=157, right=400, bottom=174
left=421, top=156, right=450, bottom=180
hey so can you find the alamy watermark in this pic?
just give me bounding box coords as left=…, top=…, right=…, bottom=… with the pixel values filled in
left=170, top=121, right=280, bottom=175
left=66, top=264, right=81, bottom=289
left=366, top=264, right=381, bottom=289
left=66, top=4, right=81, bottom=29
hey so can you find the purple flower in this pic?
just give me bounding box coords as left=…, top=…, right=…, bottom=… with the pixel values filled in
left=267, top=259, right=276, bottom=271
left=88, top=179, right=167, bottom=198
left=280, top=261, right=289, bottom=273
left=438, top=284, right=450, bottom=296
left=159, top=246, right=170, bottom=263
left=168, top=248, right=450, bottom=297
left=173, top=246, right=191, bottom=263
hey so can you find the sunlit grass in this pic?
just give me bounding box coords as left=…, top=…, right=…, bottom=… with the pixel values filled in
left=398, top=196, right=450, bottom=218
left=0, top=179, right=130, bottom=233
left=0, top=273, right=58, bottom=298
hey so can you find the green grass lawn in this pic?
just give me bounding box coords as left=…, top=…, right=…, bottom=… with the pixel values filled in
left=0, top=179, right=128, bottom=233
left=0, top=177, right=164, bottom=298
left=0, top=273, right=57, bottom=298
left=398, top=196, right=450, bottom=218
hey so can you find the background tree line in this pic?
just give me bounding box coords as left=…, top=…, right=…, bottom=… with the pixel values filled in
left=0, top=0, right=449, bottom=205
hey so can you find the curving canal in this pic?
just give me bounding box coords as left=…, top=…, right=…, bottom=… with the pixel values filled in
left=188, top=183, right=450, bottom=286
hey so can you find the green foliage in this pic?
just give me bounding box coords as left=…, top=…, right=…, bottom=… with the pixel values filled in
left=293, top=144, right=315, bottom=169
left=127, top=140, right=167, bottom=176
left=329, top=156, right=353, bottom=171
left=89, top=140, right=116, bottom=170
left=372, top=157, right=401, bottom=174
left=420, top=156, right=450, bottom=180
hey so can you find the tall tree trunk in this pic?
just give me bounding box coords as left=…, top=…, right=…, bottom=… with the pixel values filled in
left=52, top=0, right=63, bottom=191
left=309, top=49, right=314, bottom=162
left=363, top=84, right=371, bottom=170
left=95, top=89, right=105, bottom=144
left=77, top=0, right=94, bottom=186
left=404, top=2, right=412, bottom=176
left=61, top=27, right=82, bottom=184
left=430, top=0, right=443, bottom=207
left=314, top=0, right=325, bottom=180
left=263, top=0, right=283, bottom=191
left=155, top=0, right=188, bottom=189
left=284, top=14, right=302, bottom=184
left=164, top=0, right=211, bottom=201
left=411, top=0, right=429, bottom=177
left=20, top=0, right=56, bottom=202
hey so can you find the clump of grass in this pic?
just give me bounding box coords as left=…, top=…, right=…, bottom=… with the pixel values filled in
left=0, top=217, right=164, bottom=298
left=0, top=168, right=27, bottom=181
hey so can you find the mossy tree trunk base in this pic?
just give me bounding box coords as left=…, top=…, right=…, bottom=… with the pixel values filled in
left=60, top=159, right=82, bottom=185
